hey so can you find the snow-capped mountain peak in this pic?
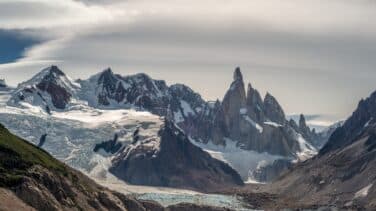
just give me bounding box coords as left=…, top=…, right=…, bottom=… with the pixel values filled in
left=8, top=65, right=79, bottom=110
left=17, top=65, right=79, bottom=90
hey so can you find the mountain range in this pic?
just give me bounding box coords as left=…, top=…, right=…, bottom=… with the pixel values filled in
left=1, top=65, right=366, bottom=210
left=4, top=65, right=332, bottom=184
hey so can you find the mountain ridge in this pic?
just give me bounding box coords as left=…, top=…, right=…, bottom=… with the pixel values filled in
left=3, top=65, right=323, bottom=183
left=10, top=66, right=315, bottom=155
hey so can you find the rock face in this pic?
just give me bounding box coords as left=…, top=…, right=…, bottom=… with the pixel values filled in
left=321, top=91, right=376, bottom=154
left=263, top=93, right=286, bottom=125
left=109, top=120, right=244, bottom=192
left=221, top=67, right=247, bottom=140
left=267, top=91, right=376, bottom=209
left=8, top=66, right=79, bottom=110
left=79, top=69, right=171, bottom=115
left=314, top=120, right=344, bottom=149
left=191, top=68, right=317, bottom=159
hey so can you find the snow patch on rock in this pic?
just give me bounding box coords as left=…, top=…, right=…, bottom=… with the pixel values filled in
left=264, top=121, right=283, bottom=127
left=243, top=115, right=263, bottom=133
left=354, top=184, right=373, bottom=199
left=190, top=138, right=282, bottom=181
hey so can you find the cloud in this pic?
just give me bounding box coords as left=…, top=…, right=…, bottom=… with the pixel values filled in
left=1, top=0, right=376, bottom=119
left=0, top=0, right=118, bottom=29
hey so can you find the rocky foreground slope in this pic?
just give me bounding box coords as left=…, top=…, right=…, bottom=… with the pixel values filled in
left=0, top=123, right=240, bottom=211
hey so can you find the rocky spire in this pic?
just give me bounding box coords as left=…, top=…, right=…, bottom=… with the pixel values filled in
left=298, top=114, right=313, bottom=138
left=246, top=83, right=263, bottom=106
left=221, top=67, right=246, bottom=132
left=233, top=67, right=243, bottom=81
left=299, top=114, right=308, bottom=129
left=263, top=92, right=286, bottom=124
left=289, top=118, right=299, bottom=131
left=246, top=83, right=264, bottom=122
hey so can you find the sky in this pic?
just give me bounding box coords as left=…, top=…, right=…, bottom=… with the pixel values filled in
left=0, top=0, right=376, bottom=124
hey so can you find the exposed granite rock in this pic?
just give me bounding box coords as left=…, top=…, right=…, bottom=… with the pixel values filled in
left=321, top=91, right=376, bottom=154
left=221, top=67, right=247, bottom=140
left=263, top=93, right=286, bottom=125
left=96, top=68, right=124, bottom=105
left=246, top=83, right=265, bottom=122
left=8, top=65, right=77, bottom=110
left=35, top=66, right=72, bottom=109
left=315, top=121, right=344, bottom=149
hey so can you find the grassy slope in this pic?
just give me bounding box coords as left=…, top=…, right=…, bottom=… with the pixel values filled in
left=0, top=124, right=68, bottom=187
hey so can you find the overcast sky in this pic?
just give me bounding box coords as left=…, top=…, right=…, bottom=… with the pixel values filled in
left=1, top=0, right=376, bottom=124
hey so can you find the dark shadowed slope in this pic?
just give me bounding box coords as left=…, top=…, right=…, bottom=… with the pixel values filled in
left=258, top=91, right=376, bottom=209
left=109, top=120, right=244, bottom=192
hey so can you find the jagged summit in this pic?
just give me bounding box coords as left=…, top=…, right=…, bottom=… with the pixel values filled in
left=17, top=65, right=75, bottom=88
left=8, top=65, right=79, bottom=110
left=222, top=68, right=247, bottom=138
left=233, top=66, right=243, bottom=81
left=97, top=67, right=116, bottom=81
left=48, top=65, right=65, bottom=76
left=320, top=90, right=376, bottom=154
left=264, top=92, right=286, bottom=124
left=299, top=114, right=306, bottom=127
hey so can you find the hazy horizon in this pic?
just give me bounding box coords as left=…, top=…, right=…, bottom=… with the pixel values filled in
left=1, top=0, right=376, bottom=122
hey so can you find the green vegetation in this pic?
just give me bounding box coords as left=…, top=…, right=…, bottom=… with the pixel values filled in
left=0, top=124, right=67, bottom=187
